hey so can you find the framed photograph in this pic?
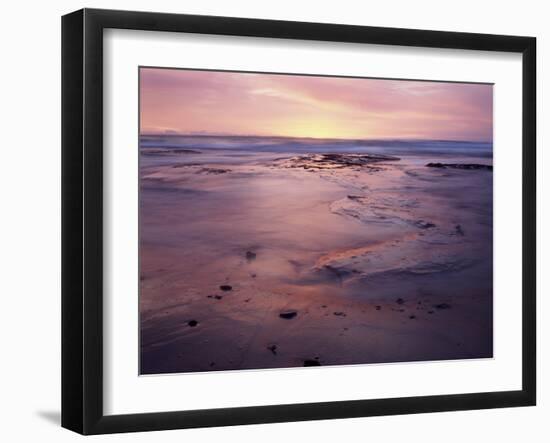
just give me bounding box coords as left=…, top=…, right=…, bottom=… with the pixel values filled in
left=62, top=8, right=536, bottom=435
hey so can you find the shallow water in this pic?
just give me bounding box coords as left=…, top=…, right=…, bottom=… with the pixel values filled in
left=139, top=136, right=493, bottom=374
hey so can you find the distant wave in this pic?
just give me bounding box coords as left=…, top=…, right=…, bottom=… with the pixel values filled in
left=140, top=135, right=492, bottom=158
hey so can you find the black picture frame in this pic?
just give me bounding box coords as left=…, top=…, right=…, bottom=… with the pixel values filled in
left=62, top=8, right=536, bottom=435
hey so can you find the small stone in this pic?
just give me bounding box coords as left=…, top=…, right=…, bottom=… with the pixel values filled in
left=409, top=315, right=416, bottom=320
left=214, top=295, right=223, bottom=300
left=434, top=303, right=451, bottom=310
left=333, top=311, right=346, bottom=317
left=414, top=220, right=436, bottom=229
left=396, top=298, right=405, bottom=305
left=267, top=344, right=277, bottom=355
left=279, top=310, right=298, bottom=320
left=428, top=310, right=434, bottom=314
left=375, top=305, right=381, bottom=311
left=246, top=251, right=257, bottom=261
left=220, top=285, right=233, bottom=291
left=188, top=320, right=198, bottom=327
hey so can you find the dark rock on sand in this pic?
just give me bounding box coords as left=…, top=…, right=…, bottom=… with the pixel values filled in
left=455, top=225, right=465, bottom=236
left=413, top=220, right=436, bottom=229
left=434, top=303, right=452, bottom=310
left=333, top=311, right=347, bottom=317
left=426, top=163, right=493, bottom=171
left=409, top=315, right=416, bottom=320
left=375, top=305, right=382, bottom=311
left=198, top=167, right=231, bottom=174
left=246, top=251, right=257, bottom=261
left=396, top=298, right=405, bottom=305
left=214, top=295, right=223, bottom=300
left=303, top=359, right=321, bottom=367
left=279, top=310, right=298, bottom=320
left=267, top=344, right=278, bottom=355
left=188, top=320, right=198, bottom=327
left=284, top=153, right=400, bottom=170
left=220, top=285, right=233, bottom=291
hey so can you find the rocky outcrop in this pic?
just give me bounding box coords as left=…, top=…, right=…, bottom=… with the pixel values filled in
left=426, top=163, right=492, bottom=171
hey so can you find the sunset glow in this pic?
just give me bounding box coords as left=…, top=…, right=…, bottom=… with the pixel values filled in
left=140, top=68, right=493, bottom=141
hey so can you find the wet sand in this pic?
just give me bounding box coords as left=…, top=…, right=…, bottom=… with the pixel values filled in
left=139, top=144, right=493, bottom=374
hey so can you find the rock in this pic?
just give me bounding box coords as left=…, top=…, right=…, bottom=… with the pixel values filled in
left=214, top=295, right=223, bottom=300
left=303, top=359, right=321, bottom=367
left=188, top=320, right=198, bottom=327
left=246, top=251, right=257, bottom=261
left=333, top=311, right=346, bottom=317
left=426, top=163, right=492, bottom=171
left=414, top=220, right=436, bottom=229
left=197, top=167, right=231, bottom=174
left=396, top=298, right=405, bottom=305
left=409, top=315, right=416, bottom=320
left=281, top=153, right=400, bottom=171
left=279, top=310, right=298, bottom=319
left=375, top=305, right=382, bottom=311
left=455, top=225, right=465, bottom=236
left=219, top=285, right=233, bottom=291
left=433, top=303, right=451, bottom=310
left=267, top=344, right=278, bottom=355
left=428, top=310, right=434, bottom=314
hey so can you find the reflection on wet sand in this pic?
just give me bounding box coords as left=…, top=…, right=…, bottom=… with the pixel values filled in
left=140, top=139, right=493, bottom=374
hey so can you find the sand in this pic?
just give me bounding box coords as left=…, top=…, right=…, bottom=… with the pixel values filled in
left=139, top=145, right=493, bottom=374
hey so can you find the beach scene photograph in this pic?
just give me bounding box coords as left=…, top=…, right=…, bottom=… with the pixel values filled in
left=139, top=67, right=493, bottom=375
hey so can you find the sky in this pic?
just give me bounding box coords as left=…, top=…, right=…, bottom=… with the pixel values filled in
left=140, top=68, right=493, bottom=141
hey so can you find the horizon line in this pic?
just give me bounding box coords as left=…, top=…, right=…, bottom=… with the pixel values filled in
left=139, top=132, right=493, bottom=144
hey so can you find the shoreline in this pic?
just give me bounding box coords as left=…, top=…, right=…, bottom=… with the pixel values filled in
left=139, top=149, right=493, bottom=374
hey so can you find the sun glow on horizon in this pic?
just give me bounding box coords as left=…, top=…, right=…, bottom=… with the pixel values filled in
left=140, top=68, right=493, bottom=142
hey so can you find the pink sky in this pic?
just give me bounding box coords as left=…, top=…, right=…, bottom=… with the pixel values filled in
left=140, top=68, right=493, bottom=141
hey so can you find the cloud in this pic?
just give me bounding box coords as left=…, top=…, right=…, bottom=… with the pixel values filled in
left=139, top=68, right=492, bottom=141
